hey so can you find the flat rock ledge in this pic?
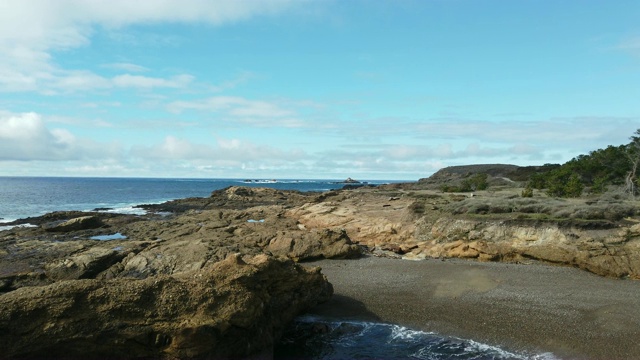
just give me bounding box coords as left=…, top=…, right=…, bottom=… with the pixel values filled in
left=0, top=254, right=332, bottom=359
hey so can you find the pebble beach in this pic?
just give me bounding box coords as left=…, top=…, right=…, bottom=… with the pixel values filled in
left=304, top=256, right=640, bottom=359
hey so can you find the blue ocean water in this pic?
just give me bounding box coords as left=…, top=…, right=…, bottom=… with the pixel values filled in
left=275, top=316, right=557, bottom=360
left=0, top=177, right=393, bottom=222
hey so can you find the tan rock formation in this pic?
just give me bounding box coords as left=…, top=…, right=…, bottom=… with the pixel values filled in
left=400, top=217, right=640, bottom=278
left=42, top=215, right=104, bottom=232
left=286, top=188, right=640, bottom=278
left=267, top=228, right=361, bottom=261
left=0, top=254, right=332, bottom=359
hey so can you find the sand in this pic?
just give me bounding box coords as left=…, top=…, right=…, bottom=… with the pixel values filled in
left=302, top=256, right=640, bottom=359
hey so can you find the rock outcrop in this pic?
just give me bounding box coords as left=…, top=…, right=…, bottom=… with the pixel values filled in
left=410, top=217, right=640, bottom=278
left=0, top=187, right=348, bottom=358
left=42, top=215, right=105, bottom=232
left=0, top=254, right=332, bottom=359
left=285, top=188, right=640, bottom=279
left=268, top=228, right=361, bottom=261
left=3, top=184, right=640, bottom=357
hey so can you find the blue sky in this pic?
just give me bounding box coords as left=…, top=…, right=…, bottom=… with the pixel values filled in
left=0, top=0, right=638, bottom=180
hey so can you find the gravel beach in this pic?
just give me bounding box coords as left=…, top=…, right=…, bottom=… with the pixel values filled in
left=303, top=256, right=640, bottom=359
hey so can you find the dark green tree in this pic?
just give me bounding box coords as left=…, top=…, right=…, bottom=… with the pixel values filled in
left=545, top=167, right=583, bottom=197
left=528, top=173, right=547, bottom=189
left=565, top=173, right=584, bottom=197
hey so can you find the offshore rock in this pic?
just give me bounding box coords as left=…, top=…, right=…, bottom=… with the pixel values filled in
left=0, top=254, right=332, bottom=359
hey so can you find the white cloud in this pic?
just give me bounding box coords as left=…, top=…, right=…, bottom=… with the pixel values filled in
left=0, top=0, right=303, bottom=93
left=112, top=74, right=194, bottom=89
left=52, top=71, right=112, bottom=91
left=0, top=70, right=196, bottom=93
left=0, top=112, right=76, bottom=160
left=0, top=111, right=121, bottom=161
left=102, top=62, right=149, bottom=72
left=167, top=96, right=306, bottom=127
left=130, top=135, right=305, bottom=164
left=0, top=0, right=302, bottom=48
left=169, top=96, right=292, bottom=117
left=134, top=136, right=215, bottom=160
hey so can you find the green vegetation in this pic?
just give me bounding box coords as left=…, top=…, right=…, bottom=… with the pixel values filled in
left=526, top=129, right=640, bottom=198
left=441, top=173, right=488, bottom=193
left=521, top=185, right=534, bottom=198
left=422, top=129, right=640, bottom=200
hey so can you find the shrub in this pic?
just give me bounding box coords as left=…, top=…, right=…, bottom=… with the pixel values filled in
left=441, top=184, right=459, bottom=193
left=590, top=176, right=607, bottom=194
left=545, top=168, right=583, bottom=198
left=528, top=173, right=547, bottom=189
left=463, top=173, right=488, bottom=191
left=565, top=174, right=584, bottom=197
left=521, top=186, right=534, bottom=198
left=408, top=201, right=426, bottom=214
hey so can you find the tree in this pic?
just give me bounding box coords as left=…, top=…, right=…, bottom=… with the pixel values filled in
left=590, top=176, right=607, bottom=194
left=625, top=129, right=640, bottom=198
left=460, top=173, right=488, bottom=192
left=528, top=173, right=546, bottom=189
left=545, top=167, right=583, bottom=198
left=565, top=174, right=584, bottom=198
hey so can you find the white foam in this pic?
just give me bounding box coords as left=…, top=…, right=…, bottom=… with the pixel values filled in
left=99, top=206, right=147, bottom=216
left=389, top=324, right=433, bottom=342
left=464, top=339, right=527, bottom=359
left=292, top=316, right=559, bottom=360
left=0, top=223, right=37, bottom=232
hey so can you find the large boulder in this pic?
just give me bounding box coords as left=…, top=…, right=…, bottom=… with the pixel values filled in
left=42, top=215, right=104, bottom=232
left=0, top=254, right=333, bottom=359
left=268, top=228, right=362, bottom=261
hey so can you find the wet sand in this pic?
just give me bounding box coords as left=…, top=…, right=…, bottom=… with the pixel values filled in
left=303, top=256, right=640, bottom=359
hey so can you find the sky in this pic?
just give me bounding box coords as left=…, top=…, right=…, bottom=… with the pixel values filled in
left=0, top=0, right=639, bottom=180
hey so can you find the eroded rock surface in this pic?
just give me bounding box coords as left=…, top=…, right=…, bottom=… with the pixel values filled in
left=0, top=254, right=332, bottom=359
left=3, top=183, right=640, bottom=357
left=285, top=187, right=640, bottom=279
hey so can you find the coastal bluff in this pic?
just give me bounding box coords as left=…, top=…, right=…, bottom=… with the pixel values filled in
left=2, top=179, right=640, bottom=357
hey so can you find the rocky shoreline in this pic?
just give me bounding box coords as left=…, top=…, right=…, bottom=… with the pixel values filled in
left=2, top=182, right=640, bottom=357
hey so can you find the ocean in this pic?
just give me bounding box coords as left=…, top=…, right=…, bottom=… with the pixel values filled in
left=0, top=176, right=555, bottom=359
left=276, top=316, right=556, bottom=360
left=0, top=176, right=390, bottom=223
